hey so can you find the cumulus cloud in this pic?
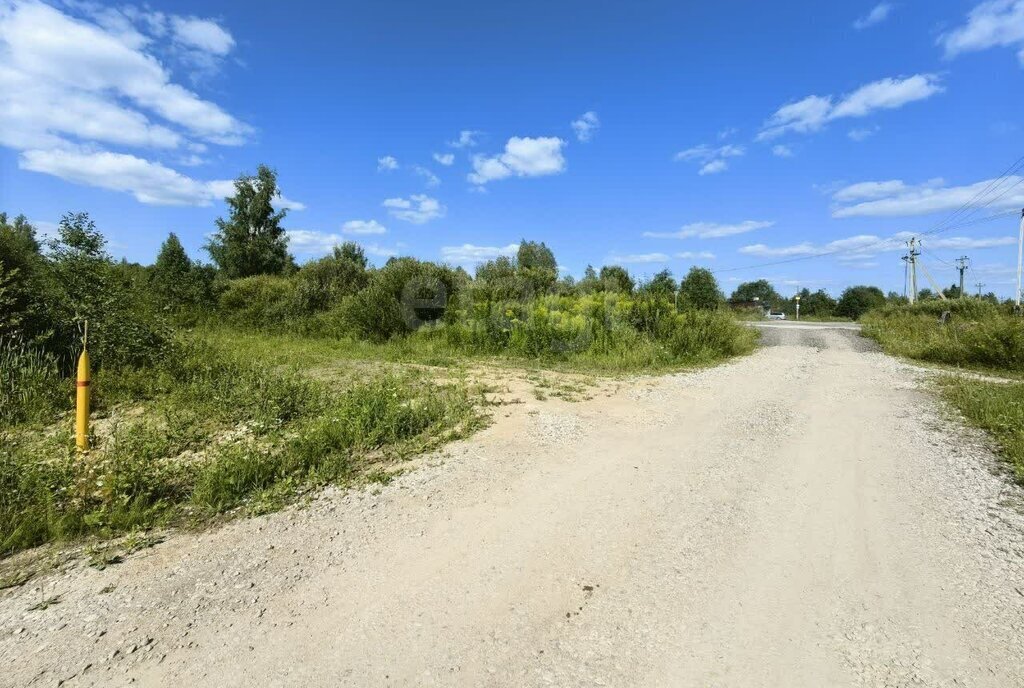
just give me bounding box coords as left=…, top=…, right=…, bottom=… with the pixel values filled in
left=854, top=3, right=894, bottom=29
left=432, top=152, right=455, bottom=166
left=676, top=251, right=716, bottom=259
left=448, top=130, right=480, bottom=148
left=643, top=220, right=774, bottom=240
left=571, top=111, right=600, bottom=142
left=341, top=220, right=387, bottom=235
left=0, top=0, right=266, bottom=206
left=675, top=143, right=744, bottom=175
left=831, top=176, right=1024, bottom=217
left=468, top=136, right=567, bottom=185
left=170, top=16, right=235, bottom=55
left=377, top=155, right=399, bottom=171
left=699, top=159, right=728, bottom=175
left=0, top=1, right=250, bottom=146
left=383, top=194, right=446, bottom=224
left=939, top=0, right=1024, bottom=64
left=756, top=74, right=943, bottom=140
left=440, top=243, right=518, bottom=264
left=287, top=230, right=344, bottom=256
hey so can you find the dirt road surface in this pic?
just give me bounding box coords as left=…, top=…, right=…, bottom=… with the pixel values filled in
left=3, top=324, right=1023, bottom=687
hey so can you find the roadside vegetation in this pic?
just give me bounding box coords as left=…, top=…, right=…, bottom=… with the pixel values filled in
left=862, top=299, right=1024, bottom=482
left=0, top=164, right=756, bottom=557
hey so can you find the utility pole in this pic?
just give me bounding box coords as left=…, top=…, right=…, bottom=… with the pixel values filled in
left=975, top=282, right=985, bottom=298
left=1017, top=208, right=1023, bottom=309
left=955, top=256, right=970, bottom=298
left=903, top=238, right=920, bottom=304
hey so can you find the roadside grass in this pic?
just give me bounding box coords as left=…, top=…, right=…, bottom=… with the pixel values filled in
left=0, top=341, right=487, bottom=556
left=862, top=301, right=1024, bottom=374
left=197, top=307, right=758, bottom=377
left=939, top=377, right=1024, bottom=483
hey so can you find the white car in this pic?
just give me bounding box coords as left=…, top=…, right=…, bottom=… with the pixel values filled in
left=765, top=312, right=786, bottom=320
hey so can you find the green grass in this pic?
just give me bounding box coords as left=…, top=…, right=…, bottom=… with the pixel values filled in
left=196, top=306, right=758, bottom=377
left=862, top=301, right=1024, bottom=374
left=939, top=377, right=1024, bottom=482
left=0, top=342, right=486, bottom=556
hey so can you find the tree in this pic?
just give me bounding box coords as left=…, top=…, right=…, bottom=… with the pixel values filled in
left=0, top=213, right=49, bottom=339
left=48, top=212, right=112, bottom=321
left=942, top=283, right=963, bottom=299
left=206, top=165, right=293, bottom=278
left=577, top=264, right=601, bottom=294
left=835, top=285, right=886, bottom=319
left=730, top=279, right=781, bottom=305
left=516, top=240, right=557, bottom=295
left=293, top=242, right=370, bottom=312
left=678, top=267, right=723, bottom=310
left=599, top=265, right=634, bottom=293
left=640, top=269, right=677, bottom=297
left=796, top=288, right=836, bottom=318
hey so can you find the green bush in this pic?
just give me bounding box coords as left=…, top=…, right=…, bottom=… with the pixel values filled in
left=863, top=301, right=1024, bottom=371
left=218, top=274, right=300, bottom=329
left=0, top=338, right=68, bottom=427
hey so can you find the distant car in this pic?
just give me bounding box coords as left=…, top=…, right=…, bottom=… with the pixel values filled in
left=765, top=312, right=786, bottom=320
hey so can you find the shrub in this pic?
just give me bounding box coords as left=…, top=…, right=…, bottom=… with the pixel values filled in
left=863, top=301, right=1024, bottom=371
left=0, top=338, right=67, bottom=427
left=218, top=274, right=299, bottom=329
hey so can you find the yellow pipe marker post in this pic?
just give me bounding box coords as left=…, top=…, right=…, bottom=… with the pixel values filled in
left=76, top=322, right=90, bottom=452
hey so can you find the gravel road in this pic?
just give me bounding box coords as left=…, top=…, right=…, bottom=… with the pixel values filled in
left=2, top=324, right=1023, bottom=687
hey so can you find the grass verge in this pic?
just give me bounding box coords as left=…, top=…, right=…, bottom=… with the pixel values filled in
left=939, top=377, right=1024, bottom=483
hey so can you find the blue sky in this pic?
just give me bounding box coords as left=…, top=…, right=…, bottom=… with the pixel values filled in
left=1, top=0, right=1023, bottom=297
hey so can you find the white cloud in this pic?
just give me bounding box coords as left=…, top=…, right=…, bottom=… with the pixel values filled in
left=364, top=243, right=399, bottom=258
left=676, top=251, right=716, bottom=259
left=675, top=144, right=744, bottom=162
left=848, top=125, right=880, bottom=141
left=718, top=127, right=739, bottom=140
left=433, top=152, right=455, bottom=166
left=757, top=74, right=943, bottom=140
left=288, top=231, right=396, bottom=258
left=440, top=243, right=518, bottom=264
left=699, top=159, right=728, bottom=175
left=287, top=230, right=343, bottom=256
left=675, top=143, right=744, bottom=175
left=854, top=3, right=894, bottom=29
left=644, top=220, right=774, bottom=240
left=772, top=144, right=794, bottom=158
left=939, top=0, right=1024, bottom=64
left=739, top=232, right=1017, bottom=258
left=831, top=176, right=1024, bottom=217
left=413, top=165, right=441, bottom=187
left=448, top=130, right=480, bottom=148
left=23, top=148, right=219, bottom=206
left=607, top=252, right=670, bottom=264
left=377, top=155, right=399, bottom=171
left=341, top=220, right=387, bottom=235
left=468, top=136, right=566, bottom=185
left=383, top=194, right=446, bottom=224
left=0, top=1, right=250, bottom=145
left=206, top=179, right=305, bottom=211
left=0, top=0, right=259, bottom=205
left=169, top=16, right=235, bottom=55
left=571, top=111, right=600, bottom=142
